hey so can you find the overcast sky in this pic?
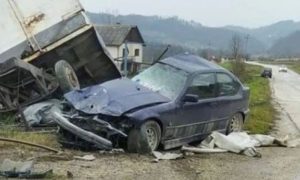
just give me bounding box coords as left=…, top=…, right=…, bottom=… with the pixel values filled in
left=80, top=0, right=300, bottom=28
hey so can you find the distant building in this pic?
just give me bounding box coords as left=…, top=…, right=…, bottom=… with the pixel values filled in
left=95, top=25, right=145, bottom=71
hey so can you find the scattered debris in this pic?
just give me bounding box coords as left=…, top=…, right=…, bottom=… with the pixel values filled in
left=0, top=137, right=60, bottom=153
left=99, top=149, right=125, bottom=154
left=0, top=159, right=53, bottom=178
left=80, top=164, right=92, bottom=168
left=182, top=151, right=195, bottom=156
left=274, top=135, right=300, bottom=148
left=152, top=151, right=183, bottom=162
left=67, top=171, right=74, bottom=179
left=23, top=99, right=63, bottom=127
left=74, top=155, right=96, bottom=161
left=182, top=146, right=228, bottom=154
left=181, top=132, right=300, bottom=157
left=27, top=153, right=73, bottom=162
left=208, top=132, right=261, bottom=157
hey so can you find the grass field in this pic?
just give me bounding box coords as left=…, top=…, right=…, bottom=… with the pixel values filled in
left=0, top=113, right=59, bottom=149
left=288, top=63, right=300, bottom=74
left=222, top=62, right=276, bottom=134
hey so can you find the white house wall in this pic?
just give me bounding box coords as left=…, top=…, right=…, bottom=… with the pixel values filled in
left=106, top=46, right=119, bottom=59
left=117, top=43, right=143, bottom=63
left=105, top=43, right=144, bottom=71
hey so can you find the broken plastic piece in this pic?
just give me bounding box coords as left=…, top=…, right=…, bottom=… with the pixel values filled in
left=52, top=111, right=113, bottom=150
left=0, top=159, right=53, bottom=178
left=152, top=151, right=183, bottom=161
left=74, top=155, right=96, bottom=161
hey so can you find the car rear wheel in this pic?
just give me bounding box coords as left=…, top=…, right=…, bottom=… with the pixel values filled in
left=227, top=113, right=244, bottom=134
left=55, top=60, right=80, bottom=93
left=127, top=121, right=161, bottom=154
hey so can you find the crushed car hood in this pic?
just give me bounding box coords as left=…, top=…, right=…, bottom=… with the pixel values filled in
left=64, top=78, right=170, bottom=116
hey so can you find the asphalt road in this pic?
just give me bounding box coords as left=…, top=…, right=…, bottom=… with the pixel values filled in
left=248, top=62, right=300, bottom=136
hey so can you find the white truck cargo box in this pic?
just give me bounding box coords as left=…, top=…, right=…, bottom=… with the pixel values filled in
left=0, top=0, right=88, bottom=60
left=0, top=0, right=121, bottom=85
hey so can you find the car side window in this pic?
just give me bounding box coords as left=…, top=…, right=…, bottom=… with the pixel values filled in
left=186, top=73, right=216, bottom=99
left=217, top=73, right=240, bottom=96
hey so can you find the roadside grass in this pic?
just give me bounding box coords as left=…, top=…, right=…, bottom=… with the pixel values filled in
left=0, top=113, right=59, bottom=150
left=288, top=63, right=300, bottom=74
left=222, top=62, right=276, bottom=134
left=258, top=60, right=300, bottom=74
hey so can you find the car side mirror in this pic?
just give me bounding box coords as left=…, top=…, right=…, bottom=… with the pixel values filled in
left=182, top=94, right=199, bottom=103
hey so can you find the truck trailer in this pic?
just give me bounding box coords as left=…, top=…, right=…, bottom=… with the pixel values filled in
left=0, top=0, right=121, bottom=112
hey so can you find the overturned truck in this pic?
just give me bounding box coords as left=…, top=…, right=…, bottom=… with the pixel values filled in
left=0, top=0, right=121, bottom=112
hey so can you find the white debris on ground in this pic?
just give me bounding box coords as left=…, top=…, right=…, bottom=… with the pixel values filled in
left=99, top=149, right=125, bottom=154
left=152, top=151, right=183, bottom=162
left=182, top=132, right=300, bottom=157
left=74, top=155, right=96, bottom=161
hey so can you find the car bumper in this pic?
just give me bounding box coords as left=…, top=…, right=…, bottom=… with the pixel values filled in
left=51, top=111, right=128, bottom=150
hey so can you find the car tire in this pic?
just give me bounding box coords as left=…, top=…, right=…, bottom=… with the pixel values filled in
left=226, top=113, right=244, bottom=134
left=127, top=120, right=161, bottom=154
left=55, top=60, right=80, bottom=93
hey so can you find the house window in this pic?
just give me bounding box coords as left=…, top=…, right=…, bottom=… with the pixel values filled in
left=134, top=49, right=140, bottom=56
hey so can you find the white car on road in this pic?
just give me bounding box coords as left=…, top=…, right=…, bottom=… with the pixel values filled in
left=279, top=66, right=288, bottom=72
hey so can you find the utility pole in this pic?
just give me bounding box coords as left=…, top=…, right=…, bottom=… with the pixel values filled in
left=245, top=34, right=250, bottom=60
left=208, top=41, right=212, bottom=60
left=123, top=41, right=129, bottom=77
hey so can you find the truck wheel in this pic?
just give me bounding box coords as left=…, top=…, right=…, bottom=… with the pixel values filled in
left=226, top=113, right=244, bottom=134
left=127, top=121, right=161, bottom=154
left=55, top=60, right=80, bottom=93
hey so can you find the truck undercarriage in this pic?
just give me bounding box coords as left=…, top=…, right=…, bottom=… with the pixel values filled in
left=0, top=58, right=58, bottom=112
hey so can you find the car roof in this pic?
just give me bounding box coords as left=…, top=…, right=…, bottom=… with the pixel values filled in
left=160, top=53, right=224, bottom=73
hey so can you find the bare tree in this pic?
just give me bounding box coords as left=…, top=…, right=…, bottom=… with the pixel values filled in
left=230, top=34, right=246, bottom=80
left=200, top=49, right=210, bottom=60
left=231, top=34, right=242, bottom=60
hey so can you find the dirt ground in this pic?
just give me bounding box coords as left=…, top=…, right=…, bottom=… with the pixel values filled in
left=1, top=62, right=300, bottom=180
left=1, top=142, right=300, bottom=180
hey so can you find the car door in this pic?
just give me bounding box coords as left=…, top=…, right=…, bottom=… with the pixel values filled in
left=214, top=72, right=241, bottom=131
left=170, top=72, right=218, bottom=139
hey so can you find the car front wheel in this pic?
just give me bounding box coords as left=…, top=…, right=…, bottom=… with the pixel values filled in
left=127, top=120, right=161, bottom=154
left=226, top=113, right=244, bottom=134
left=55, top=60, right=80, bottom=93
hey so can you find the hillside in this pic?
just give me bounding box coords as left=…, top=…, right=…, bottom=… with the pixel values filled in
left=88, top=12, right=266, bottom=54
left=88, top=12, right=300, bottom=58
left=269, top=31, right=300, bottom=57
left=225, top=20, right=300, bottom=48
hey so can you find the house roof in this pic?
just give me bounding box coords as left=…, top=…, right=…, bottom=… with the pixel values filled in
left=95, top=25, right=145, bottom=46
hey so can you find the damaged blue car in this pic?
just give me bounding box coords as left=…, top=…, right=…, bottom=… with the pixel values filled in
left=55, top=54, right=250, bottom=153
